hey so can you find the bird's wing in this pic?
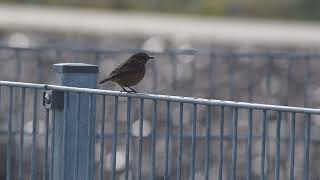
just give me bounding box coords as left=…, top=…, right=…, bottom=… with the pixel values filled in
left=108, top=63, right=137, bottom=80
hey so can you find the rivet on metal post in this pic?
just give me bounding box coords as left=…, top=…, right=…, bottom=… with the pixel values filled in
left=42, top=90, right=64, bottom=109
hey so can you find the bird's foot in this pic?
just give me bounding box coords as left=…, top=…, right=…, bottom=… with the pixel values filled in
left=120, top=90, right=136, bottom=93
left=121, top=87, right=130, bottom=93
left=121, top=87, right=137, bottom=93
left=128, top=87, right=137, bottom=93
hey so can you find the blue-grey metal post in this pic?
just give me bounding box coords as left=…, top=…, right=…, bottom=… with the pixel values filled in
left=51, top=63, right=98, bottom=180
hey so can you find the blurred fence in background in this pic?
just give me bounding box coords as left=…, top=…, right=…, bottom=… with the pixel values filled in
left=0, top=46, right=319, bottom=107
left=0, top=47, right=320, bottom=179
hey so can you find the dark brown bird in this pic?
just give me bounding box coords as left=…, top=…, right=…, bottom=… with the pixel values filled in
left=99, top=52, right=154, bottom=93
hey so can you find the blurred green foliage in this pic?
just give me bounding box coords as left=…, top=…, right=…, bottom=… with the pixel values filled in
left=1, top=0, right=320, bottom=20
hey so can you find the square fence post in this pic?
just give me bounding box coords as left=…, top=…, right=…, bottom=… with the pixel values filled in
left=50, top=63, right=98, bottom=180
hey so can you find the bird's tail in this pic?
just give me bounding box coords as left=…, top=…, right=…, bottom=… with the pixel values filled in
left=99, top=77, right=111, bottom=84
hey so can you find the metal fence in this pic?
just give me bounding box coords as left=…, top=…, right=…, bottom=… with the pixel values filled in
left=0, top=63, right=319, bottom=180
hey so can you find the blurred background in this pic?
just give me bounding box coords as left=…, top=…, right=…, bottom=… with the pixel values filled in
left=1, top=0, right=320, bottom=19
left=1, top=1, right=320, bottom=180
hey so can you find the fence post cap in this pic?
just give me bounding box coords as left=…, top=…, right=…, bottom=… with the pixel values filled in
left=53, top=63, right=99, bottom=73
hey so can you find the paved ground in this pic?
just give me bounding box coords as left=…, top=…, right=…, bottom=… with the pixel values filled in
left=0, top=4, right=320, bottom=47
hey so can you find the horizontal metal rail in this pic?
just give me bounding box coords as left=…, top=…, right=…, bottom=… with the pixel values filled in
left=1, top=80, right=320, bottom=114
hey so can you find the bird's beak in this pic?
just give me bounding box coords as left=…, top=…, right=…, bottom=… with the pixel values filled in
left=148, top=56, right=155, bottom=60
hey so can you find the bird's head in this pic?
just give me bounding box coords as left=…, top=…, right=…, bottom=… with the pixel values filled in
left=130, top=52, right=154, bottom=64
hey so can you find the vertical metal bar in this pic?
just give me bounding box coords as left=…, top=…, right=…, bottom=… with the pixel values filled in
left=15, top=50, right=22, bottom=81
left=275, top=111, right=281, bottom=180
left=43, top=108, right=50, bottom=180
left=289, top=112, right=295, bottom=180
left=150, top=100, right=157, bottom=180
left=191, top=55, right=197, bottom=96
left=6, top=86, right=16, bottom=180
left=164, top=101, right=171, bottom=180
left=36, top=52, right=42, bottom=83
left=228, top=55, right=235, bottom=180
left=218, top=106, right=225, bottom=180
left=231, top=107, right=238, bottom=180
left=247, top=108, right=253, bottom=180
left=74, top=93, right=80, bottom=180
left=87, top=94, right=93, bottom=180
left=0, top=85, right=1, bottom=108
left=266, top=57, right=272, bottom=100
left=208, top=52, right=215, bottom=98
left=63, top=92, right=69, bottom=180
left=152, top=55, right=158, bottom=93
left=94, top=52, right=100, bottom=65
left=247, top=60, right=253, bottom=102
left=91, top=95, right=96, bottom=180
left=19, top=88, right=25, bottom=180
left=6, top=86, right=13, bottom=180
left=304, top=57, right=311, bottom=107
left=56, top=49, right=62, bottom=62
left=263, top=110, right=269, bottom=180
left=170, top=53, right=177, bottom=93
left=177, top=102, right=183, bottom=180
left=50, top=111, right=56, bottom=180
left=228, top=53, right=235, bottom=100
left=286, top=60, right=293, bottom=106
left=260, top=110, right=267, bottom=180
left=191, top=104, right=197, bottom=180
left=30, top=88, right=38, bottom=180
left=138, top=98, right=144, bottom=180
left=125, top=97, right=132, bottom=180
left=111, top=96, right=118, bottom=180
left=99, top=95, right=106, bottom=180
left=205, top=105, right=212, bottom=180
left=303, top=114, right=311, bottom=180
left=265, top=56, right=273, bottom=180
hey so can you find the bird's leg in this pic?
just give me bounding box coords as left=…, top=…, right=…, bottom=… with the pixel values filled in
left=120, top=87, right=130, bottom=93
left=128, top=87, right=137, bottom=93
